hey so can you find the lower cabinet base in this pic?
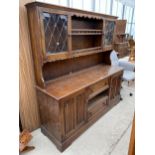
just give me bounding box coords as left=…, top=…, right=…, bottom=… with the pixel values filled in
left=110, top=95, right=121, bottom=106
left=41, top=97, right=120, bottom=152
left=41, top=126, right=64, bottom=151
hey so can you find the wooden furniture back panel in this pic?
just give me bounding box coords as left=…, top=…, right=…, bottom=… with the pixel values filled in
left=115, top=20, right=127, bottom=34
left=43, top=52, right=105, bottom=81
left=114, top=20, right=129, bottom=58
left=114, top=43, right=129, bottom=58
left=72, top=16, right=103, bottom=29
left=72, top=35, right=102, bottom=50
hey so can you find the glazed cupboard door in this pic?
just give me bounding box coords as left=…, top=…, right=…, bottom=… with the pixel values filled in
left=104, top=20, right=115, bottom=51
left=42, top=12, right=68, bottom=54
left=39, top=8, right=71, bottom=61
left=62, top=91, right=87, bottom=138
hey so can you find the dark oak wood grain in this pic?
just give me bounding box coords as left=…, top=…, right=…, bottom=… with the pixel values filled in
left=26, top=2, right=123, bottom=151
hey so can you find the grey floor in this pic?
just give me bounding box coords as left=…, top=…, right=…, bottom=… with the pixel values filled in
left=21, top=81, right=135, bottom=155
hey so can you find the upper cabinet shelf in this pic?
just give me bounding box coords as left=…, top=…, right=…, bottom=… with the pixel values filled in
left=26, top=2, right=118, bottom=87
left=26, top=2, right=118, bottom=64
left=71, top=29, right=103, bottom=35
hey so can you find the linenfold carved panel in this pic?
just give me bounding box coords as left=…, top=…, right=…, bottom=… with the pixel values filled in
left=63, top=98, right=75, bottom=135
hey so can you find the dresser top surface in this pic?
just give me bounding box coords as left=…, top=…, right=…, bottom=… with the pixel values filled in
left=41, top=65, right=123, bottom=100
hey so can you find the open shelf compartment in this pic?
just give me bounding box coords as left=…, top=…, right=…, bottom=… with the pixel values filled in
left=71, top=29, right=103, bottom=35
left=88, top=89, right=109, bottom=110
left=72, top=15, right=103, bottom=30
left=72, top=35, right=102, bottom=52
left=71, top=15, right=103, bottom=53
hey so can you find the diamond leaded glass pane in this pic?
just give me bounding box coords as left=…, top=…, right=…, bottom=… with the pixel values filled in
left=43, top=12, right=68, bottom=54
left=104, top=21, right=115, bottom=46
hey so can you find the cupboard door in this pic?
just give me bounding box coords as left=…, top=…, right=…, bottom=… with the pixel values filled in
left=62, top=91, right=87, bottom=138
left=75, top=93, right=87, bottom=127
left=63, top=98, right=75, bottom=136
left=109, top=77, right=117, bottom=100
left=42, top=12, right=68, bottom=54
left=109, top=72, right=122, bottom=102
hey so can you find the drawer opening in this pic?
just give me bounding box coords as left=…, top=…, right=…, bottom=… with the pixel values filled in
left=88, top=85, right=109, bottom=100
left=88, top=90, right=109, bottom=110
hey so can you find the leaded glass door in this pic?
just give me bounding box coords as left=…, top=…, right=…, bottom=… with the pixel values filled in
left=42, top=12, right=68, bottom=54
left=104, top=20, right=115, bottom=46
